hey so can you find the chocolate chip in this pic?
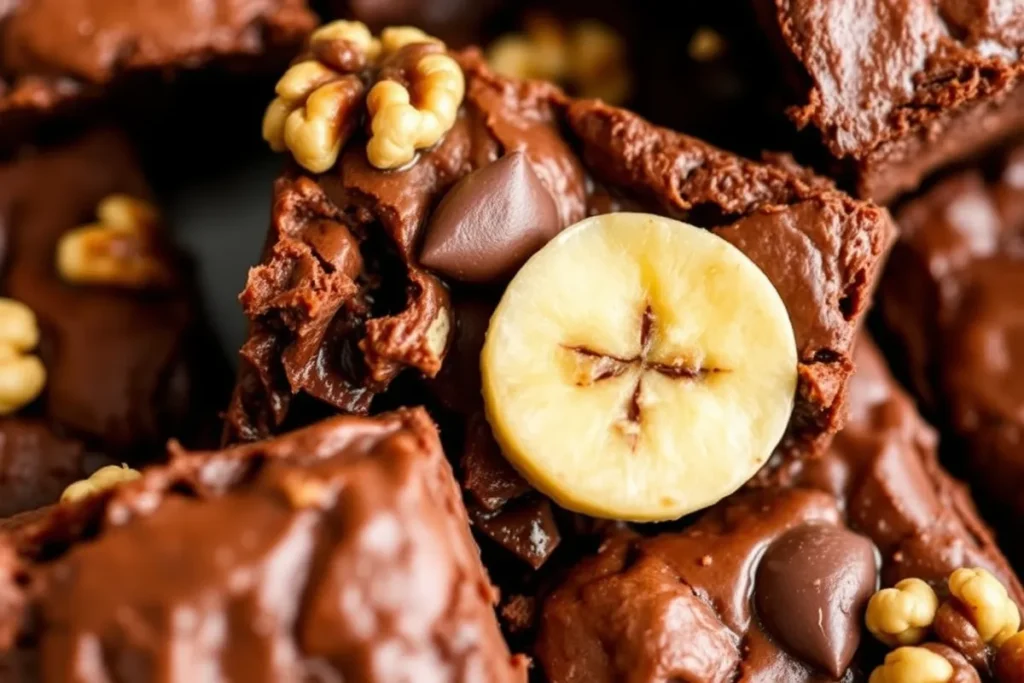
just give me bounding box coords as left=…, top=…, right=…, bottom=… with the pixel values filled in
left=419, top=152, right=561, bottom=283
left=755, top=522, right=879, bottom=677
left=470, top=495, right=561, bottom=569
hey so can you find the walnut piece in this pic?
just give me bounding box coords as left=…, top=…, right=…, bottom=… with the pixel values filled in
left=366, top=51, right=464, bottom=169
left=996, top=631, right=1024, bottom=683
left=60, top=464, right=141, bottom=503
left=0, top=299, right=46, bottom=415
left=263, top=21, right=463, bottom=173
left=867, top=578, right=940, bottom=647
left=947, top=567, right=1021, bottom=648
left=688, top=27, right=726, bottom=62
left=486, top=15, right=631, bottom=105
left=57, top=194, right=173, bottom=289
left=868, top=646, right=953, bottom=683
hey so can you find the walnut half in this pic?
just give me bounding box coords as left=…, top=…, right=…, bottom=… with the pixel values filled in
left=0, top=298, right=45, bottom=415
left=57, top=194, right=174, bottom=290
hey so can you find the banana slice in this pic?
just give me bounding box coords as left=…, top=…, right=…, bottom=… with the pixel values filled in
left=481, top=212, right=797, bottom=521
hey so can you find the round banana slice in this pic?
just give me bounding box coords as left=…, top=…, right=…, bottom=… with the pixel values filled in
left=481, top=212, right=798, bottom=522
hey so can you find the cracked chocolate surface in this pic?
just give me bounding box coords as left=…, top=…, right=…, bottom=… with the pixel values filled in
left=0, top=409, right=527, bottom=683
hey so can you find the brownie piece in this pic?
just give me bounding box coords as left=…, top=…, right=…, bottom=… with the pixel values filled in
left=227, top=47, right=893, bottom=454
left=766, top=0, right=1024, bottom=203
left=534, top=338, right=1023, bottom=682
left=0, top=129, right=229, bottom=517
left=228, top=33, right=894, bottom=570
left=0, top=0, right=315, bottom=136
left=669, top=0, right=1024, bottom=204
left=0, top=408, right=526, bottom=683
left=880, top=141, right=1024, bottom=530
left=763, top=338, right=1019, bottom=592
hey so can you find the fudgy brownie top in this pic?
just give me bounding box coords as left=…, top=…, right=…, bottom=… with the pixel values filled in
left=759, top=0, right=1024, bottom=160
left=881, top=142, right=1024, bottom=519
left=0, top=0, right=315, bottom=116
left=0, top=129, right=228, bottom=516
left=0, top=408, right=526, bottom=683
left=227, top=46, right=895, bottom=467
left=534, top=339, right=1023, bottom=682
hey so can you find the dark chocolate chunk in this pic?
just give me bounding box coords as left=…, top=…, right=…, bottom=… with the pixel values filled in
left=471, top=496, right=561, bottom=569
left=755, top=522, right=878, bottom=677
left=419, top=152, right=562, bottom=283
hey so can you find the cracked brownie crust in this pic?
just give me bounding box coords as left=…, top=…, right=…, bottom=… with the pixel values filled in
left=0, top=408, right=526, bottom=682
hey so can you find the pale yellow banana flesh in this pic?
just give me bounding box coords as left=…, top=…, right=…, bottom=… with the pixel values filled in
left=481, top=212, right=798, bottom=521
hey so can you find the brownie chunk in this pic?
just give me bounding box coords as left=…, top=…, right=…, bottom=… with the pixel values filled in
left=0, top=408, right=525, bottom=683
left=227, top=49, right=894, bottom=463
left=228, top=36, right=893, bottom=572
left=746, top=0, right=1024, bottom=203
left=762, top=338, right=1021, bottom=595
left=0, top=129, right=229, bottom=516
left=535, top=338, right=1022, bottom=682
left=0, top=0, right=315, bottom=133
left=880, top=142, right=1024, bottom=530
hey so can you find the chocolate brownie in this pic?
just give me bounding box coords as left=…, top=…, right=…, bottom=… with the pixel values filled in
left=0, top=0, right=316, bottom=137
left=0, top=408, right=526, bottom=683
left=776, top=0, right=1024, bottom=202
left=227, top=43, right=893, bottom=455
left=880, top=141, right=1024, bottom=533
left=535, top=338, right=1023, bottom=682
left=330, top=0, right=501, bottom=46
left=669, top=0, right=1024, bottom=204
left=227, top=27, right=894, bottom=569
left=0, top=129, right=229, bottom=517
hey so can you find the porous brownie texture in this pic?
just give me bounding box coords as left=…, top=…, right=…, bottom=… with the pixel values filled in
left=534, top=338, right=1023, bottom=682
left=0, top=408, right=526, bottom=683
left=880, top=141, right=1024, bottom=528
left=0, top=129, right=229, bottom=516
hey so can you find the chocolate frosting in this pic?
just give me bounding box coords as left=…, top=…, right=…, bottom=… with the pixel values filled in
left=764, top=338, right=1024, bottom=601
left=537, top=488, right=851, bottom=682
left=0, top=130, right=229, bottom=516
left=752, top=0, right=1024, bottom=201
left=0, top=0, right=315, bottom=121
left=881, top=142, right=1024, bottom=526
left=0, top=409, right=526, bottom=683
